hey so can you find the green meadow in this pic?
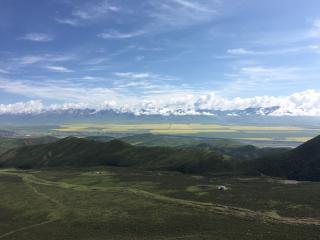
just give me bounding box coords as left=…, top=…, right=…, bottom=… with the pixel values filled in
left=0, top=168, right=320, bottom=240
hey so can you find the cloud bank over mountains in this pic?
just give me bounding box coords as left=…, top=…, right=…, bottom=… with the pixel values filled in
left=1, top=90, right=320, bottom=117
left=1, top=0, right=320, bottom=119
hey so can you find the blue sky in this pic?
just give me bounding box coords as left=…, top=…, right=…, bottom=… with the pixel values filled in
left=1, top=0, right=320, bottom=115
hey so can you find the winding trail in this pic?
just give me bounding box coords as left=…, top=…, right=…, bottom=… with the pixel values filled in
left=1, top=169, right=320, bottom=231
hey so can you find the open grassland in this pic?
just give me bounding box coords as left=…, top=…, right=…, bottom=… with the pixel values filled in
left=51, top=123, right=320, bottom=146
left=0, top=168, right=320, bottom=240
left=53, top=123, right=308, bottom=133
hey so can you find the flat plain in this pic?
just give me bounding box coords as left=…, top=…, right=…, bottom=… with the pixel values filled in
left=51, top=123, right=320, bottom=147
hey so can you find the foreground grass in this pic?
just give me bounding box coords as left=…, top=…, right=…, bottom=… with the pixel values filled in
left=0, top=168, right=320, bottom=239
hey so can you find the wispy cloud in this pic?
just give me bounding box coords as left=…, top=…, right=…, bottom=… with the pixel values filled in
left=219, top=64, right=320, bottom=97
left=98, top=30, right=146, bottom=39
left=96, top=0, right=221, bottom=38
left=46, top=65, right=74, bottom=73
left=113, top=72, right=178, bottom=81
left=250, top=18, right=320, bottom=47
left=114, top=72, right=151, bottom=79
left=227, top=48, right=255, bottom=55
left=20, top=33, right=54, bottom=42
left=55, top=18, right=79, bottom=26
left=72, top=0, right=119, bottom=20
left=0, top=78, right=125, bottom=106
left=172, top=0, right=217, bottom=13
left=16, top=54, right=75, bottom=65
left=0, top=68, right=9, bottom=74
left=227, top=46, right=320, bottom=56
left=148, top=0, right=220, bottom=30
left=239, top=66, right=302, bottom=81
left=56, top=0, right=120, bottom=26
left=81, top=76, right=100, bottom=81
left=308, top=18, right=320, bottom=38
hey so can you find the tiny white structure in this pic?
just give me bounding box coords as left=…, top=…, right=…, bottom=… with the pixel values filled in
left=96, top=171, right=104, bottom=175
left=217, top=185, right=228, bottom=191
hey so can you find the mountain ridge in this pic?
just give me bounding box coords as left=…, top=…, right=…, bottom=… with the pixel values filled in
left=0, top=137, right=234, bottom=174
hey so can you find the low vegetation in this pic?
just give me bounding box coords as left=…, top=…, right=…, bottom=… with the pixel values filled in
left=0, top=137, right=237, bottom=174
left=0, top=136, right=58, bottom=155
left=257, top=135, right=320, bottom=181
left=0, top=168, right=319, bottom=240
left=0, top=133, right=320, bottom=239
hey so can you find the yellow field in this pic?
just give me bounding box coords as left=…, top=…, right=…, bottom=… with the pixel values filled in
left=235, top=138, right=274, bottom=141
left=236, top=137, right=314, bottom=142
left=285, top=137, right=313, bottom=142
left=52, top=123, right=309, bottom=135
left=52, top=123, right=308, bottom=133
left=150, top=129, right=238, bottom=135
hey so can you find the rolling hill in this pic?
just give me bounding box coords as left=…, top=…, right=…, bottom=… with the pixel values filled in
left=118, top=133, right=242, bottom=148
left=257, top=135, right=320, bottom=181
left=0, top=136, right=58, bottom=155
left=0, top=137, right=235, bottom=174
left=2, top=135, right=320, bottom=181
left=90, top=134, right=290, bottom=161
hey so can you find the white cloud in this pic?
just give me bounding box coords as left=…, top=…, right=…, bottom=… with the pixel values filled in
left=239, top=66, right=302, bottom=80
left=72, top=0, right=119, bottom=20
left=0, top=100, right=43, bottom=114
left=55, top=0, right=120, bottom=27
left=308, top=18, right=320, bottom=38
left=46, top=65, right=74, bottom=73
left=218, top=65, right=317, bottom=97
left=227, top=46, right=320, bottom=56
left=227, top=48, right=254, bottom=55
left=18, top=54, right=74, bottom=65
left=19, top=56, right=47, bottom=65
left=113, top=72, right=178, bottom=82
left=0, top=78, right=125, bottom=106
left=114, top=72, right=151, bottom=79
left=172, top=0, right=217, bottom=13
left=55, top=18, right=79, bottom=26
left=1, top=76, right=320, bottom=116
left=98, top=30, right=145, bottom=39
left=81, top=76, right=99, bottom=80
left=148, top=0, right=220, bottom=30
left=20, top=33, right=54, bottom=42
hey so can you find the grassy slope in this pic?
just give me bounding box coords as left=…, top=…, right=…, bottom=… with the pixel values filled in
left=0, top=137, right=235, bottom=174
left=93, top=133, right=290, bottom=161
left=0, top=136, right=58, bottom=155
left=0, top=169, right=319, bottom=240
left=2, top=134, right=320, bottom=181
left=257, top=135, right=320, bottom=181
left=119, top=133, right=241, bottom=147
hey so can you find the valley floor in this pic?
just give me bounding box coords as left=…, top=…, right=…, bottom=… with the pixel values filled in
left=0, top=168, right=320, bottom=240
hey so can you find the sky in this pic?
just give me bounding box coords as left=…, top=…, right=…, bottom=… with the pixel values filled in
left=1, top=0, right=320, bottom=116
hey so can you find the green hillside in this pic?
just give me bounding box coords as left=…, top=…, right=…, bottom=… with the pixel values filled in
left=3, top=135, right=320, bottom=181
left=257, top=135, right=320, bottom=181
left=0, top=136, right=58, bottom=155
left=0, top=137, right=236, bottom=174
left=118, top=133, right=241, bottom=148
left=90, top=134, right=289, bottom=162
